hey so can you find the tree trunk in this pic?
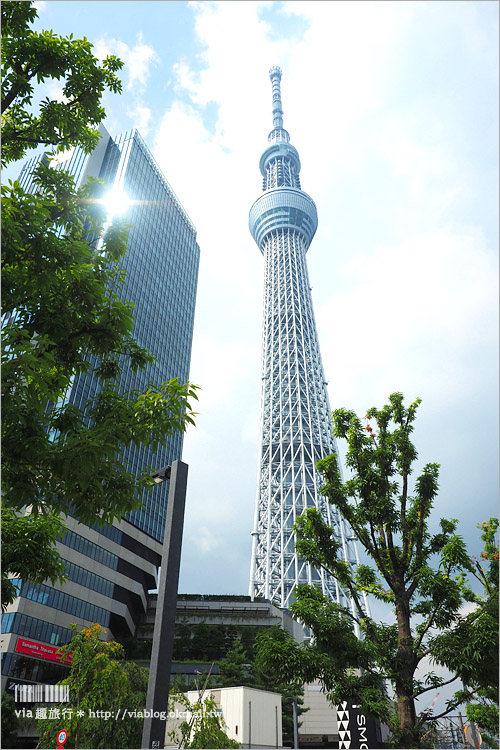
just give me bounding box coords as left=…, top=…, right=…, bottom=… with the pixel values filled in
left=395, top=594, right=418, bottom=748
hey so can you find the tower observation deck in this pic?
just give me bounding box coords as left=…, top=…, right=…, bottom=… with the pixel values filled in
left=249, top=67, right=362, bottom=615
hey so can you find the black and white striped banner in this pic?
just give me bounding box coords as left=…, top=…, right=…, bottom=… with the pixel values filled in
left=14, top=683, right=69, bottom=703
left=338, top=701, right=380, bottom=749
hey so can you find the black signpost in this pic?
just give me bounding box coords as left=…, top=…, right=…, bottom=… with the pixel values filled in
left=141, top=460, right=188, bottom=749
left=338, top=701, right=381, bottom=749
left=347, top=703, right=380, bottom=749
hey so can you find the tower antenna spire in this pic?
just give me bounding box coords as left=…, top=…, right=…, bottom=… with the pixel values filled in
left=269, top=66, right=284, bottom=130
left=249, top=67, right=368, bottom=623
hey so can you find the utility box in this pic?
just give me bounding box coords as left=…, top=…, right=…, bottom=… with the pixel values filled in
left=166, top=685, right=283, bottom=749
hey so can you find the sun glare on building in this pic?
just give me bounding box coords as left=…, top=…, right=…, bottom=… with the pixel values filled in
left=104, top=187, right=130, bottom=219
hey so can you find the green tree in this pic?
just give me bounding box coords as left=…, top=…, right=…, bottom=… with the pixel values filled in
left=239, top=625, right=260, bottom=660
left=168, top=688, right=240, bottom=749
left=433, top=518, right=499, bottom=745
left=37, top=623, right=148, bottom=749
left=1, top=1, right=123, bottom=166
left=189, top=623, right=212, bottom=661
left=1, top=691, right=19, bottom=748
left=1, top=509, right=66, bottom=610
left=173, top=621, right=193, bottom=660
left=252, top=628, right=307, bottom=745
left=218, top=640, right=252, bottom=688
left=256, top=394, right=493, bottom=748
left=217, top=630, right=306, bottom=745
left=1, top=2, right=198, bottom=607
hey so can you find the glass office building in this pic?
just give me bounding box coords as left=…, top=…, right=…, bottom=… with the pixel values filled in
left=17, top=128, right=199, bottom=542
left=70, top=129, right=199, bottom=541
left=2, top=127, right=200, bottom=692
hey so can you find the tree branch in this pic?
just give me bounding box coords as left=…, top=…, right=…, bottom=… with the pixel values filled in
left=1, top=131, right=65, bottom=147
left=1, top=57, right=64, bottom=113
left=367, top=521, right=396, bottom=593
left=415, top=686, right=478, bottom=725
left=2, top=73, right=29, bottom=114
left=319, top=560, right=382, bottom=647
left=412, top=672, right=461, bottom=699
left=407, top=521, right=427, bottom=599
left=386, top=523, right=398, bottom=573
left=413, top=562, right=452, bottom=654
left=401, top=473, right=410, bottom=564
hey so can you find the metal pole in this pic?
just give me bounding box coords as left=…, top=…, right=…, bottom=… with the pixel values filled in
left=469, top=721, right=480, bottom=748
left=141, top=460, right=188, bottom=749
left=292, top=698, right=299, bottom=750
left=458, top=712, right=467, bottom=749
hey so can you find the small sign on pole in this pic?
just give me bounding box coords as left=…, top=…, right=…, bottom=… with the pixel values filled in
left=464, top=723, right=482, bottom=747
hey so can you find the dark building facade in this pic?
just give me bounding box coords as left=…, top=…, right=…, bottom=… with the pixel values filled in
left=1, top=127, right=200, bottom=693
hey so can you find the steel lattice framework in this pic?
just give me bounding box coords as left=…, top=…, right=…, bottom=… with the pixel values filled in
left=249, top=67, right=362, bottom=615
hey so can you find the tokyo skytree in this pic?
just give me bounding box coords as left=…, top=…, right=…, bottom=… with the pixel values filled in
left=249, top=67, right=361, bottom=613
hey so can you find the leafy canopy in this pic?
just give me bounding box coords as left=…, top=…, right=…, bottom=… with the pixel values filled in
left=1, top=1, right=199, bottom=607
left=1, top=1, right=123, bottom=166
left=168, top=688, right=240, bottom=749
left=432, top=518, right=499, bottom=744
left=37, top=623, right=149, bottom=749
left=256, top=394, right=498, bottom=748
left=1, top=509, right=67, bottom=610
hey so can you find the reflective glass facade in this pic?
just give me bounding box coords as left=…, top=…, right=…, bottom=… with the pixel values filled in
left=69, top=129, right=200, bottom=542
left=15, top=581, right=111, bottom=627
left=2, top=653, right=70, bottom=685
left=16, top=128, right=199, bottom=543
left=61, top=559, right=115, bottom=598
left=59, top=528, right=119, bottom=570
left=2, top=127, right=199, bottom=682
left=1, top=613, right=74, bottom=647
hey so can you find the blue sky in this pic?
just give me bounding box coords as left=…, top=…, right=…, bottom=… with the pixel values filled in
left=12, top=0, right=499, bottom=715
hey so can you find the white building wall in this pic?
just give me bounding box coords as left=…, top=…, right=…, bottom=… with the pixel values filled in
left=166, top=686, right=282, bottom=749
left=300, top=681, right=338, bottom=740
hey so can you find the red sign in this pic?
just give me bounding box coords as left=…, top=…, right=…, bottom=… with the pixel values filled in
left=15, top=638, right=73, bottom=665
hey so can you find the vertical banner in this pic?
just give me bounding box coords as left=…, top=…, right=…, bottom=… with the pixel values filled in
left=338, top=702, right=380, bottom=749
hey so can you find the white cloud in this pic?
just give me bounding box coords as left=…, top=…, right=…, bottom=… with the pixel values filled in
left=126, top=103, right=152, bottom=136
left=94, top=32, right=159, bottom=91
left=93, top=32, right=159, bottom=135
left=195, top=526, right=219, bottom=554
left=381, top=114, right=456, bottom=204
left=317, top=225, right=498, bottom=408
left=124, top=32, right=160, bottom=91
left=150, top=1, right=498, bottom=598
left=47, top=82, right=67, bottom=104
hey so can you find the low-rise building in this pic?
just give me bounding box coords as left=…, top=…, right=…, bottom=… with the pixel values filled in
left=299, top=682, right=338, bottom=747
left=166, top=686, right=283, bottom=749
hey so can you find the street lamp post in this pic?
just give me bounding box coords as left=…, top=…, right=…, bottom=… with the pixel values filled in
left=141, top=460, right=189, bottom=749
left=286, top=697, right=299, bottom=750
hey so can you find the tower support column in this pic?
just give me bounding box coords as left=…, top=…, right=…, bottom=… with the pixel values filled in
left=249, top=67, right=364, bottom=619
